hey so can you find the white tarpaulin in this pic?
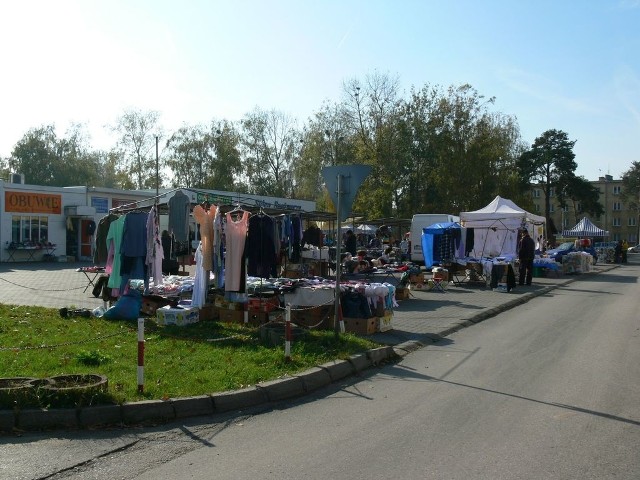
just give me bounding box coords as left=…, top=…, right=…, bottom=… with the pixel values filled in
left=460, top=196, right=546, bottom=257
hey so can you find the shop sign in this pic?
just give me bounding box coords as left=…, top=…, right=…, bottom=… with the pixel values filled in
left=112, top=198, right=135, bottom=208
left=196, top=192, right=233, bottom=205
left=91, top=196, right=109, bottom=213
left=5, top=191, right=62, bottom=214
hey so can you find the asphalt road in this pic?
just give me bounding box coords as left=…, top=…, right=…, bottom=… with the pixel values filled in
left=6, top=261, right=639, bottom=479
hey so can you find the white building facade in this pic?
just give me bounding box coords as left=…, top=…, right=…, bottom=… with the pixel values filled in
left=1, top=179, right=316, bottom=263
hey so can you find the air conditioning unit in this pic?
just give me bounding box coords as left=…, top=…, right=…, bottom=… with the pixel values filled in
left=8, top=173, right=25, bottom=184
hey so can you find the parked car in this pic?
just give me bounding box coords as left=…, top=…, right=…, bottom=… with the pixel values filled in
left=628, top=244, right=640, bottom=253
left=547, top=241, right=598, bottom=264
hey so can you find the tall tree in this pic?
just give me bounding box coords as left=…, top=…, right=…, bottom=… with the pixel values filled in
left=559, top=174, right=604, bottom=225
left=621, top=161, right=640, bottom=241
left=342, top=71, right=403, bottom=219
left=517, top=129, right=578, bottom=232
left=240, top=108, right=299, bottom=197
left=9, top=124, right=104, bottom=187
left=9, top=125, right=58, bottom=185
left=112, top=109, right=161, bottom=189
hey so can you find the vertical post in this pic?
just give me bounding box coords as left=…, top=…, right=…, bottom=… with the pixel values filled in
left=137, top=318, right=145, bottom=393
left=334, top=174, right=344, bottom=338
left=155, top=136, right=159, bottom=198
left=285, top=304, right=292, bottom=362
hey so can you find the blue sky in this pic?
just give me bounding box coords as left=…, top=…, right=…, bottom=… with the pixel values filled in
left=2, top=0, right=639, bottom=181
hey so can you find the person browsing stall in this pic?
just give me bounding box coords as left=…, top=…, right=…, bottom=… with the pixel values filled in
left=344, top=229, right=357, bottom=256
left=518, top=230, right=535, bottom=286
left=377, top=247, right=393, bottom=266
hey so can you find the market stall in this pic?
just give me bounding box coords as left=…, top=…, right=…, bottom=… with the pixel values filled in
left=459, top=196, right=547, bottom=286
left=561, top=217, right=610, bottom=263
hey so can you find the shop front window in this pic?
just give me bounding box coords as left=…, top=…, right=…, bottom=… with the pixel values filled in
left=11, top=216, right=49, bottom=244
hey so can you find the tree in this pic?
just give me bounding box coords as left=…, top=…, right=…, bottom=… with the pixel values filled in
left=621, top=161, right=640, bottom=241
left=112, top=109, right=161, bottom=189
left=517, top=129, right=578, bottom=232
left=9, top=125, right=59, bottom=185
left=165, top=120, right=244, bottom=192
left=240, top=108, right=300, bottom=197
left=560, top=174, right=604, bottom=225
left=9, top=124, right=104, bottom=187
left=342, top=71, right=404, bottom=219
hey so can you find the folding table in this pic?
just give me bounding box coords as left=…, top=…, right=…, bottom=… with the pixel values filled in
left=76, top=267, right=106, bottom=293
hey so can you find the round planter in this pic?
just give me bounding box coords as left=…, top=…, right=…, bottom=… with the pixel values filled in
left=43, top=374, right=109, bottom=408
left=0, top=377, right=37, bottom=408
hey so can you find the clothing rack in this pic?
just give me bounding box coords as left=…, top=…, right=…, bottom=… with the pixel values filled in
left=108, top=187, right=184, bottom=213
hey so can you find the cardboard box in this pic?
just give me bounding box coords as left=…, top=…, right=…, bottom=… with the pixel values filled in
left=218, top=309, right=246, bottom=324
left=372, top=302, right=385, bottom=318
left=157, top=305, right=199, bottom=326
left=395, top=288, right=410, bottom=300
left=343, top=316, right=377, bottom=335
left=292, top=305, right=333, bottom=329
left=247, top=296, right=280, bottom=312
left=247, top=309, right=269, bottom=325
left=199, top=304, right=219, bottom=321
left=378, top=310, right=393, bottom=332
left=213, top=295, right=229, bottom=309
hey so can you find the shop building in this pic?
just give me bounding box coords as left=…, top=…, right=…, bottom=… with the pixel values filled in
left=1, top=178, right=316, bottom=263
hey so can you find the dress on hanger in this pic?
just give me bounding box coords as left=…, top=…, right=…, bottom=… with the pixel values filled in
left=225, top=210, right=249, bottom=292
left=193, top=204, right=217, bottom=272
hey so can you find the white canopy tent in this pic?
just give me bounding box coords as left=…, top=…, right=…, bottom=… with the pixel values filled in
left=460, top=196, right=546, bottom=257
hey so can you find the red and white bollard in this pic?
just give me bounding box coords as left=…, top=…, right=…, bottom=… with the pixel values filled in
left=285, top=304, right=292, bottom=362
left=137, top=317, right=145, bottom=393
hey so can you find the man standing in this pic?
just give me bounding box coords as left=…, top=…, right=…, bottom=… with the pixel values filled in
left=518, top=230, right=535, bottom=286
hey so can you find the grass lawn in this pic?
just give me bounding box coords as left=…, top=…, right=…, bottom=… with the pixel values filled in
left=0, top=304, right=382, bottom=408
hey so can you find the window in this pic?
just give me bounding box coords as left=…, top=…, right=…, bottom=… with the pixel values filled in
left=613, top=186, right=621, bottom=195
left=629, top=217, right=637, bottom=227
left=549, top=204, right=555, bottom=213
left=549, top=188, right=554, bottom=197
left=10, top=216, right=49, bottom=244
left=613, top=202, right=622, bottom=211
left=534, top=204, right=540, bottom=212
left=612, top=217, right=621, bottom=227
left=533, top=189, right=541, bottom=198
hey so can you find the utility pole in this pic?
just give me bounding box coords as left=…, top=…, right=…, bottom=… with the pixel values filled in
left=155, top=136, right=159, bottom=197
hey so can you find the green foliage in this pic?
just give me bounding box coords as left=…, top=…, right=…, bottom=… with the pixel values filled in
left=76, top=349, right=112, bottom=366
left=518, top=129, right=581, bottom=231
left=111, top=108, right=161, bottom=190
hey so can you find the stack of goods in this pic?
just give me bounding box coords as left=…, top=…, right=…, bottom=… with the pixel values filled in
left=562, top=252, right=592, bottom=274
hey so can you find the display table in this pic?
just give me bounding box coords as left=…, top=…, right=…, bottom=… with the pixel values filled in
left=5, top=244, right=56, bottom=262
left=284, top=287, right=335, bottom=307
left=533, top=257, right=561, bottom=277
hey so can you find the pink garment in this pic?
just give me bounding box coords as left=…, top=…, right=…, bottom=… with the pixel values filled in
left=193, top=204, right=217, bottom=271
left=225, top=210, right=249, bottom=291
